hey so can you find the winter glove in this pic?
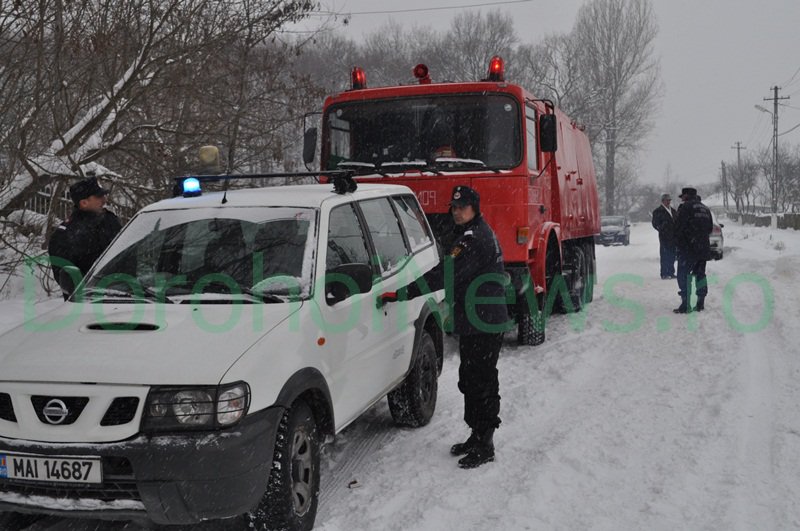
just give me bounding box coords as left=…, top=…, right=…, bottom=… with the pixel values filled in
left=376, top=291, right=399, bottom=308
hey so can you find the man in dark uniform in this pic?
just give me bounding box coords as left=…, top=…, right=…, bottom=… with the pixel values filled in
left=652, top=193, right=677, bottom=279
left=379, top=185, right=511, bottom=469
left=673, top=187, right=712, bottom=313
left=48, top=176, right=122, bottom=291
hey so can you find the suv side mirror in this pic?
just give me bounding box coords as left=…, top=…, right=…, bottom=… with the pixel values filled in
left=325, top=263, right=374, bottom=305
left=303, top=128, right=318, bottom=165
left=539, top=114, right=557, bottom=153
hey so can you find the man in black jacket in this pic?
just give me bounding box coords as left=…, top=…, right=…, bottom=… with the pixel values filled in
left=673, top=187, right=713, bottom=313
left=652, top=193, right=677, bottom=279
left=48, top=176, right=122, bottom=293
left=378, top=185, right=511, bottom=469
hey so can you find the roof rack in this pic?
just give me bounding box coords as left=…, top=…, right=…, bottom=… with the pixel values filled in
left=172, top=170, right=356, bottom=198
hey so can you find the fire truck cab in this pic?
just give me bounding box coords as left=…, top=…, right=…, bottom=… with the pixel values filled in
left=305, top=57, right=600, bottom=345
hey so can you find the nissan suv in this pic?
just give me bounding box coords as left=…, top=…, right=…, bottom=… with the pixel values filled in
left=0, top=180, right=444, bottom=530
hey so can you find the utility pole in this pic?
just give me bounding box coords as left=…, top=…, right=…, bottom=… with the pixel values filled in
left=763, top=86, right=789, bottom=213
left=729, top=141, right=746, bottom=212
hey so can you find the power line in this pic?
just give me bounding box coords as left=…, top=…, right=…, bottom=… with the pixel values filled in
left=312, top=0, right=533, bottom=16
left=779, top=121, right=800, bottom=136
left=783, top=65, right=800, bottom=88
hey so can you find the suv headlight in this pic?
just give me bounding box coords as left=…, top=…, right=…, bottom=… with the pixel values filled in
left=143, top=382, right=250, bottom=432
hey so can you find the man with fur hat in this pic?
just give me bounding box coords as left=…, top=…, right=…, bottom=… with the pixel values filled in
left=652, top=193, right=678, bottom=279
left=48, top=176, right=122, bottom=290
left=673, top=187, right=713, bottom=313
left=378, top=185, right=511, bottom=469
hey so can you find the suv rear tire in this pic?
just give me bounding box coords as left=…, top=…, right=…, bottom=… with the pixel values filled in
left=388, top=330, right=438, bottom=427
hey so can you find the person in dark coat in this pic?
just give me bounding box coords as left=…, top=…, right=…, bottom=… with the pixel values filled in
left=48, top=176, right=122, bottom=293
left=652, top=193, right=678, bottom=279
left=673, top=187, right=713, bottom=313
left=378, top=185, right=511, bottom=469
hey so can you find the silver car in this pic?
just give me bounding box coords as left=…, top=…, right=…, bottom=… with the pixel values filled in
left=709, top=214, right=724, bottom=260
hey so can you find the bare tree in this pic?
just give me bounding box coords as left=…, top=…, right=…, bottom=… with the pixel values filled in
left=513, top=34, right=597, bottom=130
left=573, top=0, right=661, bottom=215
left=0, top=0, right=317, bottom=217
left=725, top=153, right=759, bottom=213
left=427, top=11, right=517, bottom=82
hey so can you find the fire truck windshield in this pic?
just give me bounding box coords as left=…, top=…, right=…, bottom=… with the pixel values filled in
left=323, top=94, right=521, bottom=173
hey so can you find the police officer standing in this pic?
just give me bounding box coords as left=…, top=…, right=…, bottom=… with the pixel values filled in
left=48, top=176, right=122, bottom=289
left=673, top=186, right=712, bottom=313
left=652, top=193, right=677, bottom=279
left=379, top=185, right=510, bottom=469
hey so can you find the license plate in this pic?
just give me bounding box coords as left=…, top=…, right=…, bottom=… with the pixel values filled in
left=0, top=453, right=102, bottom=484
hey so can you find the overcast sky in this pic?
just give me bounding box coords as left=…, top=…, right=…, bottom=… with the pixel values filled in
left=297, top=0, right=800, bottom=189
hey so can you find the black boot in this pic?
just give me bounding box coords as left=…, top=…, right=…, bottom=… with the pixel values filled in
left=673, top=297, right=689, bottom=314
left=450, top=432, right=479, bottom=456
left=457, top=429, right=495, bottom=469
left=695, top=297, right=705, bottom=312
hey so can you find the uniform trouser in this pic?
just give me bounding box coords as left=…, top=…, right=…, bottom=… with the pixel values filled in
left=458, top=333, right=504, bottom=432
left=677, top=256, right=708, bottom=300
left=659, top=240, right=676, bottom=277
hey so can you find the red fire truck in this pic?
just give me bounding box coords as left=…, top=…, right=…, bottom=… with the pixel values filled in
left=304, top=57, right=600, bottom=345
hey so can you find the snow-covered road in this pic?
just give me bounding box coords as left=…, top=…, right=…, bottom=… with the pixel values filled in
left=4, top=219, right=800, bottom=530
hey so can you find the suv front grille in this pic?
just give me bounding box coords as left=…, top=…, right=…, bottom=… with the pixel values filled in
left=0, top=393, right=16, bottom=422
left=0, top=456, right=140, bottom=503
left=101, top=397, right=140, bottom=426
left=30, top=396, right=89, bottom=425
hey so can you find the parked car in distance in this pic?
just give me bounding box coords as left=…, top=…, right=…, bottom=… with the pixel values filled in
left=710, top=213, right=724, bottom=260
left=596, top=215, right=630, bottom=246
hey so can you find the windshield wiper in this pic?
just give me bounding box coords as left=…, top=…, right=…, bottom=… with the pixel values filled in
left=240, top=286, right=288, bottom=303
left=83, top=285, right=174, bottom=303
left=379, top=160, right=440, bottom=175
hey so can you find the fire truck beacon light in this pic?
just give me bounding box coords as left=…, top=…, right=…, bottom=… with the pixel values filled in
left=351, top=67, right=367, bottom=90
left=487, top=56, right=505, bottom=82
left=413, top=64, right=431, bottom=84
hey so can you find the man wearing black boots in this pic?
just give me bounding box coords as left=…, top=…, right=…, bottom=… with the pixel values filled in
left=673, top=187, right=713, bottom=313
left=378, top=185, right=511, bottom=469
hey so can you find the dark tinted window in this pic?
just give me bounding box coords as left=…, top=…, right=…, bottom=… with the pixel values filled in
left=392, top=195, right=432, bottom=251
left=359, top=198, right=410, bottom=275
left=326, top=204, right=371, bottom=270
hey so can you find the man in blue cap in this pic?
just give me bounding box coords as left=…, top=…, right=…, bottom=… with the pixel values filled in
left=48, top=176, right=122, bottom=289
left=378, top=185, right=511, bottom=468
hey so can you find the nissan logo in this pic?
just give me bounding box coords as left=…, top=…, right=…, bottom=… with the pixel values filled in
left=42, top=399, right=69, bottom=425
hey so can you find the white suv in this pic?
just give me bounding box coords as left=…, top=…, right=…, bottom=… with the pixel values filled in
left=0, top=181, right=444, bottom=529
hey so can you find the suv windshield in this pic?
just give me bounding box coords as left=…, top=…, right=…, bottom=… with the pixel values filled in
left=324, top=94, right=521, bottom=172
left=84, top=207, right=316, bottom=302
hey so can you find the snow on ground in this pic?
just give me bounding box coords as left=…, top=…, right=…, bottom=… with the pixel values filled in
left=314, top=218, right=800, bottom=531
left=1, top=218, right=799, bottom=530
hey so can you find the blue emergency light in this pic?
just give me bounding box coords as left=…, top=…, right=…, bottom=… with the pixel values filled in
left=182, top=177, right=201, bottom=197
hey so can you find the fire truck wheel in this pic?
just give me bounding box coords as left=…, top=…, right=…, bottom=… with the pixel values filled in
left=583, top=243, right=595, bottom=303
left=566, top=247, right=585, bottom=314
left=517, top=309, right=545, bottom=346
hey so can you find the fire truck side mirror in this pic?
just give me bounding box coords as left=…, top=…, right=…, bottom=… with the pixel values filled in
left=303, top=127, right=318, bottom=164
left=539, top=114, right=558, bottom=153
